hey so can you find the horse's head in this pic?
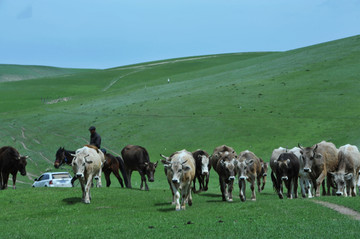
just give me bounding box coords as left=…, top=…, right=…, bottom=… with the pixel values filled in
left=54, top=147, right=66, bottom=169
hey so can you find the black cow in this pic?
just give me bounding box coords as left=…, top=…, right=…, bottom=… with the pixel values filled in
left=121, top=145, right=158, bottom=191
left=192, top=149, right=211, bottom=192
left=271, top=152, right=300, bottom=199
left=0, top=146, right=28, bottom=190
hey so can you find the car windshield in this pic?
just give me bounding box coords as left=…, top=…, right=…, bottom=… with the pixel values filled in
left=52, top=173, right=71, bottom=179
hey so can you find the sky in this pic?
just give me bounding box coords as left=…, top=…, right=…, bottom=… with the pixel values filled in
left=0, top=0, right=359, bottom=69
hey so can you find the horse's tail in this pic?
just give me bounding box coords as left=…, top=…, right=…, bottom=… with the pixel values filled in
left=116, top=156, right=129, bottom=188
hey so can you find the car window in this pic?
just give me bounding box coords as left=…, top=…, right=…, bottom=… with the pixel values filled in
left=52, top=173, right=71, bottom=179
left=38, top=175, right=49, bottom=181
left=44, top=174, right=50, bottom=180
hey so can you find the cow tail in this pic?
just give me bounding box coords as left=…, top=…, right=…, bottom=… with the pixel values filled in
left=117, top=156, right=129, bottom=188
left=271, top=171, right=279, bottom=193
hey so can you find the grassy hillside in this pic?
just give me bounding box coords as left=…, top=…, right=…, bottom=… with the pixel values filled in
left=0, top=64, right=95, bottom=82
left=1, top=35, right=360, bottom=238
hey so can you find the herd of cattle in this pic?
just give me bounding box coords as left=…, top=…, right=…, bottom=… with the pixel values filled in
left=1, top=141, right=360, bottom=210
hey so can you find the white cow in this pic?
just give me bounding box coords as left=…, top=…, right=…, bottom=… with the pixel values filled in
left=161, top=149, right=195, bottom=211
left=289, top=147, right=313, bottom=198
left=330, top=144, right=360, bottom=197
left=71, top=146, right=105, bottom=204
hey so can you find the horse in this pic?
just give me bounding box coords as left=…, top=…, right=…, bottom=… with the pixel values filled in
left=103, top=153, right=128, bottom=188
left=54, top=147, right=77, bottom=185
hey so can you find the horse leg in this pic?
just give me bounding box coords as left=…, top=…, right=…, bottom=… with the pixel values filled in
left=113, top=167, right=124, bottom=188
left=104, top=171, right=111, bottom=187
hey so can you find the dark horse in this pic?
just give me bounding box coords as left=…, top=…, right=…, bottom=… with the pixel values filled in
left=54, top=147, right=128, bottom=188
left=103, top=153, right=128, bottom=188
left=54, top=147, right=77, bottom=185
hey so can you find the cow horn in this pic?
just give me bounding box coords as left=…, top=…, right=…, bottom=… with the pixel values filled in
left=160, top=154, right=169, bottom=161
left=298, top=143, right=303, bottom=150
left=313, top=144, right=318, bottom=152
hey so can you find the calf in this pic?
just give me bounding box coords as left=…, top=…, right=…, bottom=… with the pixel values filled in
left=161, top=150, right=195, bottom=211
left=210, top=145, right=237, bottom=202
left=0, top=146, right=28, bottom=190
left=192, top=149, right=211, bottom=192
left=71, top=146, right=104, bottom=203
left=330, top=144, right=360, bottom=197
left=272, top=152, right=300, bottom=199
left=299, top=141, right=339, bottom=197
left=235, top=150, right=262, bottom=202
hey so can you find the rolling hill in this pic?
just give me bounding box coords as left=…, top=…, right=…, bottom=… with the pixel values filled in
left=0, top=35, right=359, bottom=187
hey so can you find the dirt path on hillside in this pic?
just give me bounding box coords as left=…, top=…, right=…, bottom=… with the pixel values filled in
left=312, top=200, right=360, bottom=221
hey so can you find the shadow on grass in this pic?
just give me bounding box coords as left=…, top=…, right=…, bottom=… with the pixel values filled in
left=198, top=193, right=220, bottom=198
left=62, top=197, right=82, bottom=205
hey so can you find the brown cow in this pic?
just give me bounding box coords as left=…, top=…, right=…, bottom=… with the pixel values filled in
left=210, top=145, right=237, bottom=202
left=161, top=149, right=196, bottom=211
left=299, top=141, right=339, bottom=197
left=271, top=152, right=300, bottom=199
left=235, top=150, right=262, bottom=201
left=121, top=145, right=158, bottom=191
left=0, top=146, right=28, bottom=190
left=192, top=149, right=211, bottom=192
left=330, top=144, right=360, bottom=197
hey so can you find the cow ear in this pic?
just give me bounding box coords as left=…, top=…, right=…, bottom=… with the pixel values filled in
left=345, top=173, right=353, bottom=180
left=154, top=161, right=158, bottom=167
left=286, top=159, right=290, bottom=164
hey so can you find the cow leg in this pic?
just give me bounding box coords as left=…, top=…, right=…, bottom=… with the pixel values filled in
left=181, top=183, right=191, bottom=210
left=261, top=175, right=267, bottom=191
left=126, top=170, right=132, bottom=188
left=192, top=177, right=197, bottom=193
left=315, top=173, right=326, bottom=197
left=84, top=177, right=93, bottom=204
left=306, top=178, right=313, bottom=198
left=228, top=181, right=234, bottom=202
left=250, top=177, right=256, bottom=201
left=79, top=178, right=86, bottom=202
left=2, top=172, right=9, bottom=189
left=95, top=167, right=102, bottom=188
left=104, top=171, right=111, bottom=187
left=198, top=175, right=204, bottom=192
left=138, top=170, right=148, bottom=191
left=219, top=177, right=227, bottom=201
left=239, top=179, right=246, bottom=202
left=257, top=175, right=262, bottom=192
left=299, top=177, right=306, bottom=198
left=204, top=174, right=209, bottom=191
left=11, top=173, right=16, bottom=189
left=293, top=177, right=298, bottom=199
left=170, top=183, right=180, bottom=211
left=112, top=168, right=124, bottom=188
left=277, top=177, right=283, bottom=199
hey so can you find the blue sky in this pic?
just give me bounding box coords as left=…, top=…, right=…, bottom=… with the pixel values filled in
left=0, top=0, right=359, bottom=69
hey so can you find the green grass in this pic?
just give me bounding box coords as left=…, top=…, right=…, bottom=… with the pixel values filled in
left=1, top=35, right=360, bottom=238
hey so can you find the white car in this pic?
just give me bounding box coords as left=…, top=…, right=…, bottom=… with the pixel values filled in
left=32, top=172, right=73, bottom=188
